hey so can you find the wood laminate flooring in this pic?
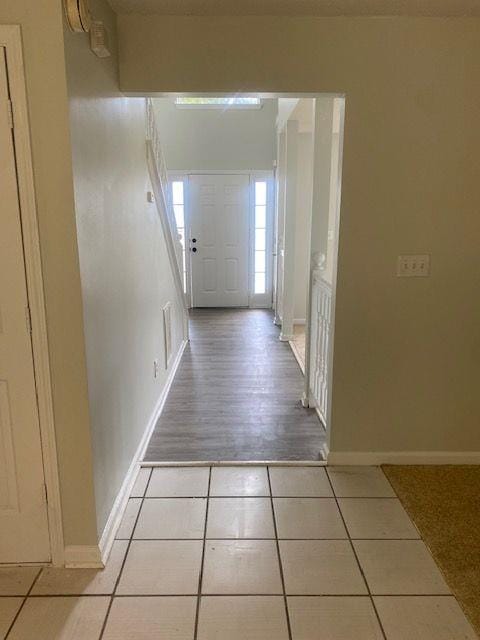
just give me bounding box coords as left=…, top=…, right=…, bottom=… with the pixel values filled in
left=144, top=308, right=325, bottom=461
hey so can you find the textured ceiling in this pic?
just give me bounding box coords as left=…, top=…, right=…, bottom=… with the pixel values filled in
left=107, top=0, right=480, bottom=16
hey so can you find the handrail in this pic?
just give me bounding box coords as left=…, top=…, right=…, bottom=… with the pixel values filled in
left=145, top=99, right=189, bottom=335
left=146, top=99, right=184, bottom=275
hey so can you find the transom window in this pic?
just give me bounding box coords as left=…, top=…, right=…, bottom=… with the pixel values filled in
left=175, top=97, right=261, bottom=108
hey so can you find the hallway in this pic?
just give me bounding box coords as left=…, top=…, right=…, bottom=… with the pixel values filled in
left=144, top=309, right=325, bottom=461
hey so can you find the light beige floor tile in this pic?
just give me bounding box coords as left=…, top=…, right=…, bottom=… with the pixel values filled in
left=116, top=540, right=203, bottom=595
left=0, top=597, right=23, bottom=637
left=374, top=596, right=477, bottom=640
left=207, top=498, right=275, bottom=538
left=354, top=540, right=450, bottom=594
left=198, top=596, right=289, bottom=639
left=102, top=596, right=197, bottom=640
left=288, top=596, right=384, bottom=639
left=131, top=468, right=152, bottom=497
left=209, top=467, right=269, bottom=496
left=116, top=498, right=142, bottom=539
left=202, top=540, right=282, bottom=594
left=134, top=498, right=207, bottom=539
left=269, top=467, right=333, bottom=497
left=0, top=567, right=39, bottom=596
left=280, top=540, right=367, bottom=595
left=32, top=540, right=128, bottom=595
left=338, top=498, right=420, bottom=539
left=146, top=467, right=209, bottom=497
left=274, top=498, right=347, bottom=539
left=8, top=596, right=109, bottom=640
left=327, top=466, right=396, bottom=497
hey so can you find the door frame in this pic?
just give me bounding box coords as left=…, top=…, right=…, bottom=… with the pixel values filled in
left=0, top=25, right=64, bottom=565
left=168, top=169, right=274, bottom=309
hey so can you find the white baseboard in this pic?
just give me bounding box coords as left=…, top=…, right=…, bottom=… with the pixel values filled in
left=326, top=450, right=480, bottom=465
left=321, top=442, right=330, bottom=462
left=315, top=408, right=327, bottom=431
left=98, top=339, right=187, bottom=565
left=293, top=318, right=306, bottom=325
left=64, top=545, right=103, bottom=569
left=279, top=332, right=294, bottom=341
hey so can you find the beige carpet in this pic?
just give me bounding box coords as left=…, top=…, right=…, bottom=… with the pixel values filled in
left=289, top=325, right=306, bottom=373
left=383, top=465, right=480, bottom=636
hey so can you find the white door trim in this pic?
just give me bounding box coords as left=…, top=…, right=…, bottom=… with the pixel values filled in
left=0, top=25, right=64, bottom=566
left=168, top=170, right=274, bottom=308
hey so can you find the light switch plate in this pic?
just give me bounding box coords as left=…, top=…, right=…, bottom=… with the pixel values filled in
left=397, top=254, right=430, bottom=277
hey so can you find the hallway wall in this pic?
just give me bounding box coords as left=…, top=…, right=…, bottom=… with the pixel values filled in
left=116, top=15, right=480, bottom=456
left=63, top=0, right=184, bottom=535
left=151, top=98, right=276, bottom=170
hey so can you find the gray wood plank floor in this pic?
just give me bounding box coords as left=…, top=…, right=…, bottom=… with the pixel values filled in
left=144, top=308, right=325, bottom=461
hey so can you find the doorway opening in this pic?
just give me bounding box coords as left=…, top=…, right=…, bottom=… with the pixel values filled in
left=143, top=93, right=345, bottom=463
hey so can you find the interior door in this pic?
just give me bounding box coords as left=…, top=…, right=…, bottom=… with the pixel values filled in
left=0, top=48, right=50, bottom=562
left=189, top=174, right=250, bottom=307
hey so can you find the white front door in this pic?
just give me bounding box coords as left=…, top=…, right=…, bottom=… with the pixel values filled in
left=0, top=48, right=50, bottom=562
left=189, top=174, right=250, bottom=307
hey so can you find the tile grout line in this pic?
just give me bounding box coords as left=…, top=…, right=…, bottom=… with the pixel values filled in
left=98, top=466, right=153, bottom=640
left=0, top=591, right=459, bottom=599
left=5, top=567, right=42, bottom=638
left=324, top=468, right=389, bottom=640
left=134, top=494, right=401, bottom=499
left=267, top=466, right=293, bottom=640
left=193, top=466, right=212, bottom=640
left=115, top=536, right=420, bottom=542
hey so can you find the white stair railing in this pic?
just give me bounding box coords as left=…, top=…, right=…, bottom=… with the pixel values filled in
left=145, top=99, right=189, bottom=337
left=309, top=270, right=332, bottom=426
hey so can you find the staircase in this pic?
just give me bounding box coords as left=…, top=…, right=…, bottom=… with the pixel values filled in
left=145, top=98, right=189, bottom=339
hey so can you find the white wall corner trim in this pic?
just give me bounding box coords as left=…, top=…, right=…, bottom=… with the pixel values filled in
left=64, top=545, right=103, bottom=569
left=98, top=338, right=188, bottom=565
left=326, top=451, right=480, bottom=465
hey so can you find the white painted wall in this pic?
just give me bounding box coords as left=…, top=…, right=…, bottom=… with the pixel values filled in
left=64, top=0, right=184, bottom=535
left=278, top=99, right=315, bottom=323
left=152, top=98, right=277, bottom=170
left=293, top=131, right=314, bottom=320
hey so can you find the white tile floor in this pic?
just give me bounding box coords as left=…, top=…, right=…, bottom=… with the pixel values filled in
left=0, top=465, right=477, bottom=639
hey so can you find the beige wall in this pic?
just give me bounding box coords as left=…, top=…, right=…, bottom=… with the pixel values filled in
left=64, top=0, right=184, bottom=534
left=0, top=1, right=97, bottom=546
left=118, top=15, right=480, bottom=453
left=152, top=98, right=276, bottom=170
